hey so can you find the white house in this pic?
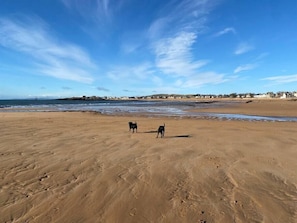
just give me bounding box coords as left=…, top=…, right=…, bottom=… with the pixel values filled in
left=280, top=93, right=287, bottom=99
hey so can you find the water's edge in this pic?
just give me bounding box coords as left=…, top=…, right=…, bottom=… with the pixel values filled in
left=1, top=99, right=297, bottom=122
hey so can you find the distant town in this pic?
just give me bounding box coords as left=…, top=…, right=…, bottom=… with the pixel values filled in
left=59, top=91, right=297, bottom=101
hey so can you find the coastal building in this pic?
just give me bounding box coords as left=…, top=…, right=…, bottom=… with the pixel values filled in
left=254, top=93, right=272, bottom=98
left=280, top=93, right=288, bottom=99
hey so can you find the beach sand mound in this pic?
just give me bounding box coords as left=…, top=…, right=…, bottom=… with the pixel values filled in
left=1, top=111, right=297, bottom=222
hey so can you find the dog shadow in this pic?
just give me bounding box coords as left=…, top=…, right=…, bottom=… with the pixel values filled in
left=142, top=131, right=191, bottom=138
left=143, top=130, right=158, bottom=133
left=168, top=135, right=192, bottom=138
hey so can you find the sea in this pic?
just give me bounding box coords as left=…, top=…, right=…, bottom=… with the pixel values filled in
left=1, top=99, right=297, bottom=122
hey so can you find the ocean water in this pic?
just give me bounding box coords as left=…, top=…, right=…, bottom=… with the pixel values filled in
left=0, top=99, right=226, bottom=113
left=0, top=99, right=190, bottom=114
left=1, top=99, right=297, bottom=122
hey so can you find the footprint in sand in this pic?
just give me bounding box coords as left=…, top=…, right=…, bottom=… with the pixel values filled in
left=129, top=208, right=137, bottom=216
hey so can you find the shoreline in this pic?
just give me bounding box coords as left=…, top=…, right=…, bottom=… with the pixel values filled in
left=1, top=98, right=297, bottom=121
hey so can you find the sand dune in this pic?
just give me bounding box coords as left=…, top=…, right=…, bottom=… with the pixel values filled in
left=1, top=100, right=297, bottom=222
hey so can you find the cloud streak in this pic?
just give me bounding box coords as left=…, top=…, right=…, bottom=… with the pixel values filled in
left=234, top=42, right=254, bottom=55
left=262, top=74, right=297, bottom=84
left=0, top=16, right=95, bottom=83
left=234, top=64, right=257, bottom=73
left=61, top=0, right=123, bottom=25
left=214, top=27, right=236, bottom=37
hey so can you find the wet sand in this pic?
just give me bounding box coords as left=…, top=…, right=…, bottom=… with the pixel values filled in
left=1, top=99, right=297, bottom=222
left=195, top=98, right=297, bottom=117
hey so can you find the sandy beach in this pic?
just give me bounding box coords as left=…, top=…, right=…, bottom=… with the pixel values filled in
left=1, top=99, right=297, bottom=222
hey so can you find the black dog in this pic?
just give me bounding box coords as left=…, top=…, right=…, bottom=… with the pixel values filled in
left=128, top=122, right=137, bottom=133
left=156, top=123, right=165, bottom=138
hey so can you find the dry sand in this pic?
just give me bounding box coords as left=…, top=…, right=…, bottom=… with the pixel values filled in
left=1, top=100, right=297, bottom=222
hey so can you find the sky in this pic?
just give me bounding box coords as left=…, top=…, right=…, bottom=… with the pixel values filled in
left=1, top=0, right=297, bottom=99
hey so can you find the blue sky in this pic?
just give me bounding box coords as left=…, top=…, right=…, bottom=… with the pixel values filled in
left=1, top=0, right=297, bottom=99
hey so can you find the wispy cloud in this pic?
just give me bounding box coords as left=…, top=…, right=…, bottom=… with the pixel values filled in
left=214, top=27, right=236, bottom=37
left=101, top=0, right=111, bottom=16
left=152, top=31, right=228, bottom=90
left=121, top=42, right=140, bottom=54
left=166, top=0, right=217, bottom=28
left=255, top=52, right=269, bottom=60
left=107, top=63, right=155, bottom=81
left=180, top=72, right=226, bottom=88
left=154, top=31, right=208, bottom=77
left=119, top=30, right=145, bottom=54
left=0, top=16, right=95, bottom=83
left=234, top=64, right=257, bottom=73
left=234, top=42, right=254, bottom=55
left=148, top=0, right=217, bottom=39
left=147, top=0, right=226, bottom=88
left=148, top=17, right=170, bottom=39
left=262, top=74, right=297, bottom=84
left=61, top=0, right=120, bottom=25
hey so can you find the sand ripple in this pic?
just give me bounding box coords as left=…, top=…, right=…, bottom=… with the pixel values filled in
left=1, top=112, right=297, bottom=222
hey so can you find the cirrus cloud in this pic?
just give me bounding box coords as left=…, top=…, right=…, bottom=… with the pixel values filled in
left=262, top=74, right=297, bottom=84
left=234, top=42, right=254, bottom=55
left=214, top=27, right=236, bottom=37
left=154, top=31, right=208, bottom=77
left=234, top=64, right=257, bottom=74
left=0, top=16, right=96, bottom=83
